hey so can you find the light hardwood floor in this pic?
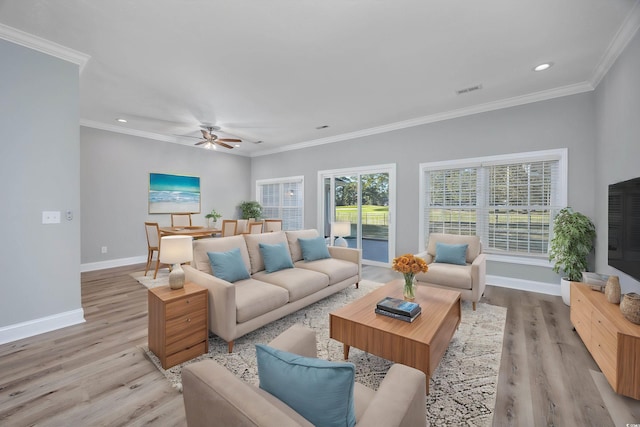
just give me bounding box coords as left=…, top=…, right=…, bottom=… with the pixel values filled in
left=0, top=264, right=630, bottom=426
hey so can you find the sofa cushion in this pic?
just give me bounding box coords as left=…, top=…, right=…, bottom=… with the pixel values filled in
left=434, top=242, right=468, bottom=265
left=426, top=233, right=481, bottom=263
left=192, top=235, right=251, bottom=275
left=256, top=344, right=356, bottom=427
left=244, top=231, right=289, bottom=274
left=253, top=268, right=329, bottom=302
left=207, top=248, right=251, bottom=283
left=415, top=263, right=473, bottom=290
left=259, top=242, right=295, bottom=273
left=298, top=236, right=331, bottom=261
left=295, top=258, right=359, bottom=285
left=285, top=229, right=320, bottom=262
left=234, top=279, right=290, bottom=323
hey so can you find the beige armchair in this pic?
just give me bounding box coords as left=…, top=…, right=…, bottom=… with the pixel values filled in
left=415, top=233, right=486, bottom=310
left=182, top=324, right=426, bottom=427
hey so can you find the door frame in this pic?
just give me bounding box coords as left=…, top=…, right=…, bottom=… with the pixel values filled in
left=317, top=164, right=396, bottom=267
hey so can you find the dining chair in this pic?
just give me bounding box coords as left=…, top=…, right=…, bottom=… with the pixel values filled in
left=171, top=213, right=192, bottom=227
left=263, top=219, right=283, bottom=232
left=221, top=220, right=238, bottom=237
left=247, top=221, right=264, bottom=234
left=144, top=222, right=167, bottom=279
left=235, top=219, right=248, bottom=234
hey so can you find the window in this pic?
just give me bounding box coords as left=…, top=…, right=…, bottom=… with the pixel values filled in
left=257, top=176, right=304, bottom=230
left=420, top=149, right=567, bottom=257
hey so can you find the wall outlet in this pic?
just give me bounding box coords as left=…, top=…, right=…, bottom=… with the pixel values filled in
left=42, top=211, right=61, bottom=224
left=101, top=246, right=108, bottom=254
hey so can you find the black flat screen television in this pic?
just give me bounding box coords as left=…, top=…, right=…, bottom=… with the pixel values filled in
left=608, top=177, right=640, bottom=281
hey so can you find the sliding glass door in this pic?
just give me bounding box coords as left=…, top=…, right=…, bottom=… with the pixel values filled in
left=319, top=165, right=395, bottom=266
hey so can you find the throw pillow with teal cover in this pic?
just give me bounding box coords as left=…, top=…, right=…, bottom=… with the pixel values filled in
left=259, top=242, right=294, bottom=273
left=435, top=242, right=468, bottom=265
left=298, top=236, right=331, bottom=261
left=255, top=344, right=356, bottom=427
left=207, top=248, right=250, bottom=282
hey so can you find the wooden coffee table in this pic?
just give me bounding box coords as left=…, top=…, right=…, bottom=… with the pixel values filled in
left=330, top=279, right=461, bottom=394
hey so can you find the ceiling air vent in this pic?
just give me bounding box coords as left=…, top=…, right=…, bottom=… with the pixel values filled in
left=455, top=84, right=483, bottom=95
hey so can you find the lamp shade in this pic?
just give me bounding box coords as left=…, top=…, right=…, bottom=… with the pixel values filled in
left=160, top=235, right=193, bottom=264
left=332, top=221, right=351, bottom=237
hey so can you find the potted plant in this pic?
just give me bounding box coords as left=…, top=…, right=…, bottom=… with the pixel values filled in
left=549, top=207, right=596, bottom=306
left=238, top=201, right=262, bottom=220
left=205, top=209, right=222, bottom=228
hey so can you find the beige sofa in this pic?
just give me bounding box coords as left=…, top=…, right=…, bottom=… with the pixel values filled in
left=415, top=233, right=486, bottom=310
left=184, top=229, right=361, bottom=352
left=182, top=324, right=426, bottom=427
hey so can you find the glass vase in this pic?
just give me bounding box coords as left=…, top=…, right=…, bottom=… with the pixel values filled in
left=403, top=274, right=416, bottom=301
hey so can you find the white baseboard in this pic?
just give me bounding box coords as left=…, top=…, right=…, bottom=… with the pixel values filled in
left=80, top=255, right=147, bottom=272
left=487, top=274, right=561, bottom=296
left=0, top=308, right=85, bottom=345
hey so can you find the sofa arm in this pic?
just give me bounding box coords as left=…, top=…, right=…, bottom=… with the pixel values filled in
left=184, top=265, right=236, bottom=343
left=268, top=324, right=318, bottom=358
left=470, top=252, right=487, bottom=302
left=357, top=364, right=426, bottom=427
left=328, top=246, right=362, bottom=279
left=182, top=360, right=305, bottom=427
left=415, top=251, right=433, bottom=264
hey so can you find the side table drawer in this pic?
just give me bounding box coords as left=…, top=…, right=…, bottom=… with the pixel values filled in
left=166, top=326, right=208, bottom=356
left=166, top=293, right=206, bottom=319
left=166, top=342, right=207, bottom=368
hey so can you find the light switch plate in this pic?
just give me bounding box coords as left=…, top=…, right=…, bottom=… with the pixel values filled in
left=42, top=211, right=61, bottom=224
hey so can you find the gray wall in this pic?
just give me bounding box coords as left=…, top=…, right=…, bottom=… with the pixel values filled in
left=0, top=39, right=82, bottom=327
left=80, top=127, right=252, bottom=266
left=252, top=92, right=598, bottom=286
left=594, top=30, right=640, bottom=294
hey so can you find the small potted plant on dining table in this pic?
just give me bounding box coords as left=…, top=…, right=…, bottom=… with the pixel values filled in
left=205, top=209, right=222, bottom=228
left=392, top=254, right=429, bottom=301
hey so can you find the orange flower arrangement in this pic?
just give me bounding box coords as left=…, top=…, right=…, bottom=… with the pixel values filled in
left=392, top=254, right=428, bottom=300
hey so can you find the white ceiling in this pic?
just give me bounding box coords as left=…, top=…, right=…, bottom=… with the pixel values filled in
left=1, top=0, right=639, bottom=156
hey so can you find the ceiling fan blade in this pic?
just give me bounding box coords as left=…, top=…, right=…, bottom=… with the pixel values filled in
left=194, top=140, right=207, bottom=146
left=201, top=129, right=211, bottom=140
left=216, top=141, right=234, bottom=149
left=218, top=138, right=242, bottom=143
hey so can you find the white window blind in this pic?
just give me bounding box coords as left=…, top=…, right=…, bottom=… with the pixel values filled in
left=421, top=149, right=567, bottom=257
left=257, top=176, right=304, bottom=230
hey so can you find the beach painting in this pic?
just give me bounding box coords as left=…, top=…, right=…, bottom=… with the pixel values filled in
left=149, top=173, right=201, bottom=214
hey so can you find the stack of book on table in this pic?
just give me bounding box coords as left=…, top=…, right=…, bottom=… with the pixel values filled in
left=375, top=297, right=422, bottom=322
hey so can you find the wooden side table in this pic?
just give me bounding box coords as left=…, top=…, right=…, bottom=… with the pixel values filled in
left=148, top=282, right=209, bottom=369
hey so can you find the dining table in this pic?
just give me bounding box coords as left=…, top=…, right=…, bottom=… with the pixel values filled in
left=159, top=226, right=221, bottom=239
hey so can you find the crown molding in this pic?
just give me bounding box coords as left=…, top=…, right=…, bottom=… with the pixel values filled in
left=590, top=0, right=640, bottom=88
left=251, top=81, right=594, bottom=157
left=0, top=23, right=90, bottom=73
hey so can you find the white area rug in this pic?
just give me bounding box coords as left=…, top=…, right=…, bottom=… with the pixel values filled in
left=130, top=269, right=170, bottom=289
left=141, top=279, right=507, bottom=426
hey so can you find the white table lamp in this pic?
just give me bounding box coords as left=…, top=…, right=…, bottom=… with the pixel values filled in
left=160, top=235, right=193, bottom=289
left=332, top=221, right=351, bottom=247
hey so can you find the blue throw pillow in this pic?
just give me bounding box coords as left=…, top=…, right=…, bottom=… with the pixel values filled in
left=298, top=236, right=331, bottom=261
left=207, top=248, right=250, bottom=282
left=256, top=344, right=356, bottom=427
left=434, top=242, right=468, bottom=265
left=259, top=243, right=294, bottom=273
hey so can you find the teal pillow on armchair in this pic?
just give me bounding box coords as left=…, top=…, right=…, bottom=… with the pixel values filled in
left=256, top=344, right=356, bottom=427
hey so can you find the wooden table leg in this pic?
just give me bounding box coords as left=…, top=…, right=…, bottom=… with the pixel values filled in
left=343, top=344, right=350, bottom=360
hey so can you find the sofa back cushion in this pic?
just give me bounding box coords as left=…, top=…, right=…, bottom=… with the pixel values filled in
left=285, top=229, right=320, bottom=262
left=243, top=231, right=289, bottom=274
left=427, top=233, right=481, bottom=263
left=192, top=235, right=251, bottom=275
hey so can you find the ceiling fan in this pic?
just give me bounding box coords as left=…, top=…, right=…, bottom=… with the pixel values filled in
left=195, top=126, right=242, bottom=149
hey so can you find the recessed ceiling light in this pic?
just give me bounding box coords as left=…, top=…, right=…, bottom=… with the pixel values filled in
left=533, top=62, right=553, bottom=72
left=116, top=118, right=127, bottom=123
left=315, top=125, right=329, bottom=130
